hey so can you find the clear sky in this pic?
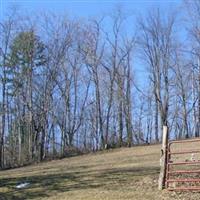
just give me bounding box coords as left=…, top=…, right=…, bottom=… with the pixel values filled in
left=0, top=0, right=182, bottom=90
left=1, top=0, right=181, bottom=20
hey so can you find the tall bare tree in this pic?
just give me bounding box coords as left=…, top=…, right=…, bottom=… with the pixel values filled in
left=139, top=8, right=177, bottom=138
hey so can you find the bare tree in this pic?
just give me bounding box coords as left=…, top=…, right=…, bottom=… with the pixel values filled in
left=0, top=8, right=18, bottom=168
left=139, top=8, right=177, bottom=138
left=185, top=0, right=200, bottom=137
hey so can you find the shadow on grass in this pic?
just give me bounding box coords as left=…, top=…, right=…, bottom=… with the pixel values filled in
left=0, top=166, right=160, bottom=200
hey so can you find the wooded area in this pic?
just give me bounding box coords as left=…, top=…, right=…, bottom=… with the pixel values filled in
left=0, top=1, right=200, bottom=169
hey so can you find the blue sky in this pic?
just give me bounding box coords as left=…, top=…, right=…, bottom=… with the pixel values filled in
left=0, top=0, right=182, bottom=90
left=1, top=0, right=181, bottom=20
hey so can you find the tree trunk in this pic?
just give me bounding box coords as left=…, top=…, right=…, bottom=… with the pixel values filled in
left=0, top=67, right=6, bottom=169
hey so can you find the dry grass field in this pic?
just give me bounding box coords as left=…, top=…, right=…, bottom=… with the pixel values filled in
left=0, top=144, right=200, bottom=200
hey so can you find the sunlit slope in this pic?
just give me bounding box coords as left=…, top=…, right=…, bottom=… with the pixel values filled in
left=0, top=144, right=200, bottom=200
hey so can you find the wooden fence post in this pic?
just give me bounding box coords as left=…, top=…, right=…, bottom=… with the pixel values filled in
left=158, top=125, right=168, bottom=190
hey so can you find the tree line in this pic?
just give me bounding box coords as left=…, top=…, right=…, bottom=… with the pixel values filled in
left=0, top=1, right=200, bottom=169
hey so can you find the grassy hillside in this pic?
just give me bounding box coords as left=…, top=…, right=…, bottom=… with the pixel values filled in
left=0, top=144, right=200, bottom=200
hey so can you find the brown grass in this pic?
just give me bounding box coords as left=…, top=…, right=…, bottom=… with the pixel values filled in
left=0, top=144, right=200, bottom=200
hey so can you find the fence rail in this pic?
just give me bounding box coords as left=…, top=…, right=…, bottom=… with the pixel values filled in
left=166, top=138, right=200, bottom=191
